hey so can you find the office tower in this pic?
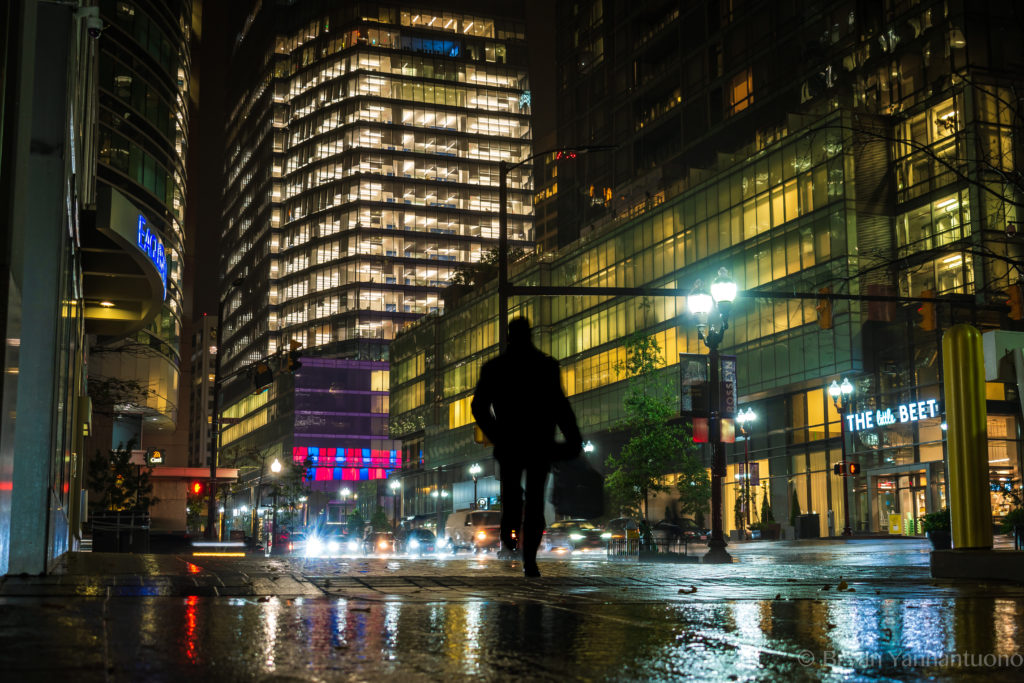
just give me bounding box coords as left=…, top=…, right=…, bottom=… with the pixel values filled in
left=217, top=2, right=531, bottom=512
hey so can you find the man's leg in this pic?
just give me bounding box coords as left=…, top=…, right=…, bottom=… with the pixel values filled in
left=499, top=461, right=524, bottom=553
left=521, top=464, right=549, bottom=576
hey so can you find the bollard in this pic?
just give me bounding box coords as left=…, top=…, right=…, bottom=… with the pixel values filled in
left=941, top=324, right=992, bottom=549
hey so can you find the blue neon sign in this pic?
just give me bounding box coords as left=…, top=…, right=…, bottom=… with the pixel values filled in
left=136, top=214, right=167, bottom=299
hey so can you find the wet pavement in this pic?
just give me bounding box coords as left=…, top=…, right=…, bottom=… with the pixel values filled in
left=2, top=539, right=1023, bottom=681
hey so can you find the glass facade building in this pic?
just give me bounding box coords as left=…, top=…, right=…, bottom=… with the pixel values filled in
left=218, top=2, right=531, bottom=498
left=391, top=0, right=1024, bottom=536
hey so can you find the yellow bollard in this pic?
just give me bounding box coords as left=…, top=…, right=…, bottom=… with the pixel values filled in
left=941, top=324, right=992, bottom=549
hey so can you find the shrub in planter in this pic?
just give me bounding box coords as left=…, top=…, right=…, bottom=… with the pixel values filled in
left=1000, top=508, right=1024, bottom=535
left=921, top=508, right=951, bottom=549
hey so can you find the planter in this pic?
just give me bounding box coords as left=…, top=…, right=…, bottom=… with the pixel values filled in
left=926, top=529, right=952, bottom=550
left=761, top=523, right=782, bottom=540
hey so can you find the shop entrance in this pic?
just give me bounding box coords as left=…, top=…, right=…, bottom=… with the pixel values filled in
left=870, top=469, right=929, bottom=535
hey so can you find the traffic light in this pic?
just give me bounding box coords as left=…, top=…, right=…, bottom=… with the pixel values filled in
left=816, top=287, right=833, bottom=329
left=190, top=481, right=204, bottom=496
left=833, top=462, right=861, bottom=476
left=555, top=150, right=578, bottom=160
left=916, top=289, right=936, bottom=331
left=848, top=462, right=861, bottom=475
left=287, top=339, right=303, bottom=372
left=1006, top=284, right=1023, bottom=320
left=253, top=361, right=273, bottom=388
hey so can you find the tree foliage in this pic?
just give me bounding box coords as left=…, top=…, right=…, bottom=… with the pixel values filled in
left=370, top=505, right=391, bottom=531
left=604, top=318, right=708, bottom=522
left=346, top=508, right=366, bottom=537
left=86, top=441, right=158, bottom=512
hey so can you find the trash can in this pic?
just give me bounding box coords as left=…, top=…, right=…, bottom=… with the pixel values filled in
left=796, top=513, right=820, bottom=539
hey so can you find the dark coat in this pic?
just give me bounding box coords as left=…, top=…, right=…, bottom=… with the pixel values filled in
left=471, top=343, right=583, bottom=467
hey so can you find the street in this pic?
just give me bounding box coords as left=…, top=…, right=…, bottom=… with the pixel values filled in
left=1, top=539, right=1022, bottom=681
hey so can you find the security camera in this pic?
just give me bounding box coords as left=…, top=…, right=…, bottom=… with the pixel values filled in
left=77, top=7, right=103, bottom=39
left=85, top=16, right=104, bottom=38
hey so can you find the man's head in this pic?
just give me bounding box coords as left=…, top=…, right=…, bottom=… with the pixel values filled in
left=507, top=317, right=532, bottom=348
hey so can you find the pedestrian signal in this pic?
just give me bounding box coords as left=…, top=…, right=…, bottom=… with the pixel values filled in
left=190, top=481, right=204, bottom=496
left=1006, top=285, right=1023, bottom=320
left=917, top=290, right=936, bottom=331
left=833, top=462, right=860, bottom=476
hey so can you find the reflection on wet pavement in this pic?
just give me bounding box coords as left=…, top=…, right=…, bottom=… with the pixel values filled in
left=1, top=539, right=1022, bottom=680
left=3, top=593, right=1021, bottom=681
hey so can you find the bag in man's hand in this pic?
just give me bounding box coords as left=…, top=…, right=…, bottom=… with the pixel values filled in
left=550, top=456, right=604, bottom=519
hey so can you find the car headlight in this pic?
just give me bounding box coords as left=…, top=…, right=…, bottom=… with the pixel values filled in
left=600, top=532, right=612, bottom=539
left=378, top=540, right=389, bottom=549
left=327, top=540, right=340, bottom=553
left=347, top=540, right=359, bottom=551
left=476, top=530, right=487, bottom=541
left=306, top=538, right=324, bottom=556
left=408, top=539, right=420, bottom=549
left=569, top=533, right=584, bottom=541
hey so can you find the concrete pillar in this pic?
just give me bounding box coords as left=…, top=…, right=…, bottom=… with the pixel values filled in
left=941, top=324, right=992, bottom=549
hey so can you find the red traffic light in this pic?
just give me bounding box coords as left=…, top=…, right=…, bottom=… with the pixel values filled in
left=555, top=150, right=578, bottom=160
left=191, top=481, right=204, bottom=496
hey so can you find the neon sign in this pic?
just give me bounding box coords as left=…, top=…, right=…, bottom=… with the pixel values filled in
left=136, top=214, right=167, bottom=299
left=846, top=399, right=940, bottom=432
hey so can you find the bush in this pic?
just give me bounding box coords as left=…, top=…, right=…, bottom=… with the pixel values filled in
left=920, top=508, right=951, bottom=533
left=789, top=489, right=801, bottom=527
left=1001, top=507, right=1024, bottom=535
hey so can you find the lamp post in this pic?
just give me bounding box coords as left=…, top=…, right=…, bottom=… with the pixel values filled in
left=340, top=486, right=351, bottom=517
left=688, top=267, right=737, bottom=563
left=208, top=278, right=246, bottom=540
left=736, top=406, right=756, bottom=533
left=388, top=479, right=401, bottom=528
left=829, top=378, right=855, bottom=536
left=498, top=146, right=615, bottom=350
left=469, top=463, right=482, bottom=509
left=269, top=457, right=282, bottom=554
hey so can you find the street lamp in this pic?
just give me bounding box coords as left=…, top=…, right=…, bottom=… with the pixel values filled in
left=688, top=267, right=737, bottom=563
left=388, top=479, right=401, bottom=528
left=269, top=457, right=282, bottom=554
left=828, top=378, right=855, bottom=536
left=208, top=277, right=246, bottom=540
left=469, top=463, right=482, bottom=509
left=736, top=406, right=757, bottom=533
left=498, top=145, right=615, bottom=351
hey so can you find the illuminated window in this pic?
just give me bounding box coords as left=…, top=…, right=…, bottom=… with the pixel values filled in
left=727, top=69, right=753, bottom=115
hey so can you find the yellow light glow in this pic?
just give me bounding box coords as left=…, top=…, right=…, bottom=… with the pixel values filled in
left=192, top=552, right=245, bottom=557
left=99, top=301, right=115, bottom=307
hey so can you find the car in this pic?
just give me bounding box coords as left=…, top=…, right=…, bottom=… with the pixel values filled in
left=604, top=517, right=640, bottom=541
left=543, top=520, right=605, bottom=552
left=444, top=509, right=502, bottom=552
left=363, top=531, right=398, bottom=554
left=677, top=518, right=709, bottom=541
left=305, top=525, right=359, bottom=557
left=397, top=528, right=437, bottom=555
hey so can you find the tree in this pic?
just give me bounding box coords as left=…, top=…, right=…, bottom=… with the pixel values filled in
left=760, top=482, right=775, bottom=524
left=790, top=489, right=802, bottom=527
left=370, top=505, right=390, bottom=532
left=604, top=315, right=708, bottom=522
left=86, top=441, right=158, bottom=513
left=346, top=508, right=365, bottom=537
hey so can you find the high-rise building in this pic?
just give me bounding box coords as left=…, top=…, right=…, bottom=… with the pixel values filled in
left=83, top=0, right=192, bottom=455
left=391, top=0, right=1024, bottom=537
left=216, top=1, right=532, bottom=516
left=188, top=314, right=217, bottom=467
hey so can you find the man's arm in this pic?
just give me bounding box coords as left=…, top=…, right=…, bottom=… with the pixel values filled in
left=471, top=362, right=500, bottom=445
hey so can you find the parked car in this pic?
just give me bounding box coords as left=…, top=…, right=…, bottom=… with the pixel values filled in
left=444, top=509, right=502, bottom=552
left=651, top=518, right=709, bottom=543
left=397, top=528, right=437, bottom=555
left=363, top=531, right=398, bottom=555
left=677, top=518, right=709, bottom=541
left=543, top=520, right=605, bottom=552
left=604, top=517, right=640, bottom=540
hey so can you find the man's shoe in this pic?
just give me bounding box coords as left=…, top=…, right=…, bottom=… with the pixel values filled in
left=524, top=562, right=541, bottom=578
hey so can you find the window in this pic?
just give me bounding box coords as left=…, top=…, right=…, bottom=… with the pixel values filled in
left=727, top=68, right=753, bottom=115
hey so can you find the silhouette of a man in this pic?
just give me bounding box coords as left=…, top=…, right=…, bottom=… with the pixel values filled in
left=471, top=317, right=582, bottom=577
